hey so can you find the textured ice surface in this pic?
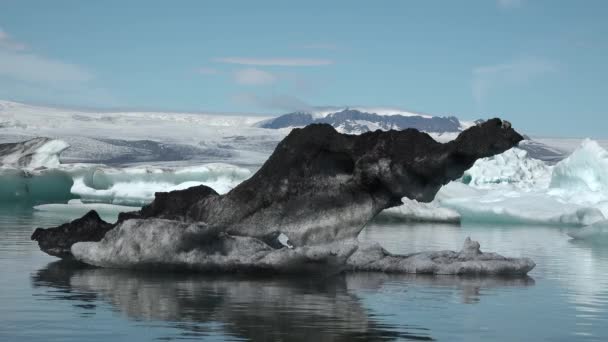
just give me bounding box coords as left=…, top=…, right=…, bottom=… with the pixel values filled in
left=71, top=219, right=533, bottom=275
left=348, top=238, right=535, bottom=275
left=72, top=219, right=358, bottom=273
left=0, top=100, right=284, bottom=166
left=550, top=139, right=608, bottom=192
left=0, top=138, right=69, bottom=169
left=462, top=148, right=552, bottom=189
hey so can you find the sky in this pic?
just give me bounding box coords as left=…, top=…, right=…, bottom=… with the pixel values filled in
left=0, top=0, right=607, bottom=137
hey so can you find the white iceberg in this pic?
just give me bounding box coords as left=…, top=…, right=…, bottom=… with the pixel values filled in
left=461, top=147, right=552, bottom=189
left=70, top=163, right=251, bottom=205
left=388, top=140, right=608, bottom=227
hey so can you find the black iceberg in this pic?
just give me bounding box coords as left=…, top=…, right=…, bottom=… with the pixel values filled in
left=32, top=119, right=535, bottom=275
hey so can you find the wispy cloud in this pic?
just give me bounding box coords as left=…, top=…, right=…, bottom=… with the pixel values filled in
left=0, top=27, right=115, bottom=106
left=233, top=68, right=277, bottom=85
left=497, top=0, right=524, bottom=9
left=214, top=57, right=333, bottom=67
left=0, top=49, right=93, bottom=83
left=0, top=27, right=26, bottom=51
left=472, top=57, right=558, bottom=105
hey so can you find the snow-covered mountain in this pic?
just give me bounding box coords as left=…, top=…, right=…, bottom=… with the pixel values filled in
left=257, top=108, right=469, bottom=135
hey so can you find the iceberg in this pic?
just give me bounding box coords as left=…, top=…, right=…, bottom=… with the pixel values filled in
left=0, top=137, right=69, bottom=169
left=461, top=147, right=552, bottom=189
left=71, top=164, right=251, bottom=205
left=550, top=139, right=608, bottom=193
left=34, top=199, right=139, bottom=223
left=436, top=182, right=605, bottom=226
left=0, top=139, right=251, bottom=205
left=34, top=119, right=535, bottom=276
left=389, top=140, right=608, bottom=227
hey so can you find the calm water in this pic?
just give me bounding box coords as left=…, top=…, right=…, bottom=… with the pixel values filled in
left=1, top=207, right=608, bottom=341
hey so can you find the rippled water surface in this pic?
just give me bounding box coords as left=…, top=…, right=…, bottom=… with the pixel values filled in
left=2, top=207, right=608, bottom=341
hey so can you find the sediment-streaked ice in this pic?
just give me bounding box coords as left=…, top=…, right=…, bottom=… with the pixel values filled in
left=71, top=219, right=533, bottom=275
left=0, top=137, right=69, bottom=169
left=72, top=219, right=358, bottom=273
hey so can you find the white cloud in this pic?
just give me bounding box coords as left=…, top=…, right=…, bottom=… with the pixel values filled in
left=0, top=49, right=93, bottom=83
left=214, top=57, right=333, bottom=66
left=0, top=27, right=114, bottom=107
left=472, top=57, right=557, bottom=105
left=0, top=27, right=26, bottom=51
left=233, top=68, right=277, bottom=85
left=497, top=0, right=524, bottom=9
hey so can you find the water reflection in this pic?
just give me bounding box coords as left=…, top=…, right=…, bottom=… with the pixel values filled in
left=346, top=273, right=535, bottom=304
left=32, top=262, right=536, bottom=341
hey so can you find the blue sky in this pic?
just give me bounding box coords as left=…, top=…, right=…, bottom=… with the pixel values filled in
left=0, top=0, right=606, bottom=137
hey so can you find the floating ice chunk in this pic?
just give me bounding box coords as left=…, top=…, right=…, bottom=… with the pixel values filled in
left=70, top=219, right=534, bottom=276
left=348, top=237, right=535, bottom=276
left=568, top=220, right=608, bottom=241
left=437, top=183, right=605, bottom=226
left=278, top=233, right=294, bottom=249
left=70, top=163, right=251, bottom=205
left=0, top=168, right=74, bottom=203
left=551, top=139, right=608, bottom=192
left=461, top=148, right=552, bottom=189
left=379, top=198, right=460, bottom=224
left=34, top=199, right=139, bottom=223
